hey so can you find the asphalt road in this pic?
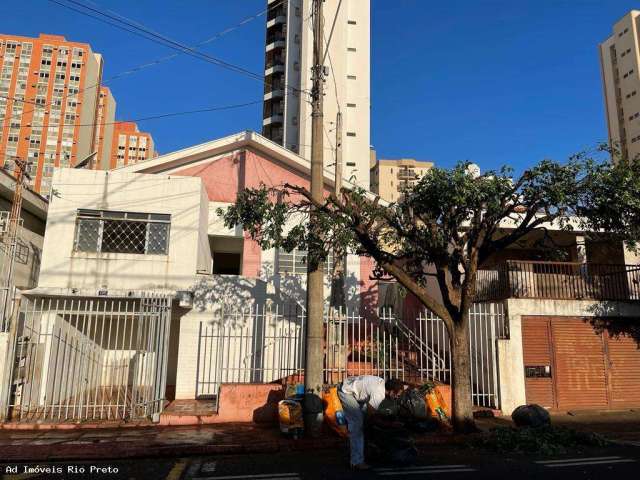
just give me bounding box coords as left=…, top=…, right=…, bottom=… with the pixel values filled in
left=2, top=445, right=640, bottom=480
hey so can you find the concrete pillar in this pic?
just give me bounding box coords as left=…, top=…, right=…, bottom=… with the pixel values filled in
left=174, top=313, right=200, bottom=400
left=623, top=241, right=640, bottom=265
left=575, top=235, right=587, bottom=264
left=0, top=332, right=10, bottom=419
left=496, top=302, right=526, bottom=415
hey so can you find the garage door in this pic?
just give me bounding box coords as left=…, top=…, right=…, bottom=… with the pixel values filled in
left=606, top=333, right=640, bottom=408
left=522, top=316, right=640, bottom=410
left=551, top=320, right=608, bottom=410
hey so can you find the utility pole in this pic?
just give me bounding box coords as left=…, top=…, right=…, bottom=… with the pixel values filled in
left=1, top=158, right=29, bottom=329
left=304, top=0, right=325, bottom=435
left=330, top=111, right=345, bottom=310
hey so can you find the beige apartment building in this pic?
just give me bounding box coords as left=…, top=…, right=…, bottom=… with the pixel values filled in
left=370, top=158, right=434, bottom=202
left=600, top=10, right=640, bottom=161
left=93, top=86, right=116, bottom=170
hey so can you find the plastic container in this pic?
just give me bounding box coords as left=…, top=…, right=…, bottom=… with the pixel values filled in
left=278, top=399, right=304, bottom=439
left=322, top=386, right=348, bottom=437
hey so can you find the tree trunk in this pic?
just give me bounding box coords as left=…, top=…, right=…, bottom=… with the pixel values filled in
left=450, top=315, right=477, bottom=433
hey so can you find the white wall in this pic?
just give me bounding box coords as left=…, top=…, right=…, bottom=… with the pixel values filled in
left=38, top=169, right=211, bottom=291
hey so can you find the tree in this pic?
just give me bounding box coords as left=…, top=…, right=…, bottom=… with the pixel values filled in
left=221, top=156, right=610, bottom=432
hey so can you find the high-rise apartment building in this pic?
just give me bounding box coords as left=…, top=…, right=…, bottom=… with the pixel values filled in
left=0, top=34, right=103, bottom=195
left=110, top=121, right=155, bottom=169
left=600, top=10, right=640, bottom=161
left=93, top=86, right=116, bottom=170
left=370, top=158, right=434, bottom=203
left=262, top=0, right=371, bottom=188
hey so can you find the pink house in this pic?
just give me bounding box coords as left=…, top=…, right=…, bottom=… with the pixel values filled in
left=117, top=130, right=379, bottom=312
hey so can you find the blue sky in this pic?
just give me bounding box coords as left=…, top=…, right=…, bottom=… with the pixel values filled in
left=2, top=1, right=638, bottom=172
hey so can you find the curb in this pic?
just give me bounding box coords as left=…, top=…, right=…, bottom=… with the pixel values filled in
left=0, top=438, right=347, bottom=462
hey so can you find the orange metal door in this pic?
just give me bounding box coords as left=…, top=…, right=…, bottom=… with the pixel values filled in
left=605, top=333, right=640, bottom=408
left=551, top=318, right=609, bottom=410
left=521, top=317, right=555, bottom=408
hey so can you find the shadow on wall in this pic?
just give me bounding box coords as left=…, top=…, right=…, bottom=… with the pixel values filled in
left=252, top=387, right=285, bottom=424
left=586, top=301, right=640, bottom=346
left=191, top=268, right=370, bottom=317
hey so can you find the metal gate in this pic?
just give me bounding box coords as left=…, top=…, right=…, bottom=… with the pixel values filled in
left=195, top=302, right=504, bottom=410
left=195, top=303, right=305, bottom=399
left=0, top=292, right=172, bottom=423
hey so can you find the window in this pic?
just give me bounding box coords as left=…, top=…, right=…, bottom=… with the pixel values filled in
left=347, top=103, right=356, bottom=108
left=74, top=210, right=171, bottom=255
left=347, top=47, right=357, bottom=52
left=347, top=75, right=357, bottom=80
left=277, top=248, right=333, bottom=275
left=347, top=20, right=357, bottom=25
left=346, top=161, right=356, bottom=166
left=346, top=131, right=356, bottom=137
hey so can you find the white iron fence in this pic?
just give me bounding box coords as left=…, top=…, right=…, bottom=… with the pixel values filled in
left=0, top=292, right=172, bottom=423
left=196, top=303, right=306, bottom=398
left=196, top=302, right=505, bottom=410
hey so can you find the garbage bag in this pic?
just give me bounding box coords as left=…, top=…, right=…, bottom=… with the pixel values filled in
left=322, top=386, right=348, bottom=438
left=377, top=397, right=400, bottom=418
left=512, top=404, right=551, bottom=428
left=389, top=446, right=418, bottom=465
left=369, top=424, right=417, bottom=466
left=407, top=418, right=440, bottom=433
left=399, top=388, right=430, bottom=420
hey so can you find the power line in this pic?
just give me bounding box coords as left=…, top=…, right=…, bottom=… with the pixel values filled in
left=0, top=99, right=262, bottom=129
left=48, top=0, right=306, bottom=97
left=11, top=0, right=283, bottom=122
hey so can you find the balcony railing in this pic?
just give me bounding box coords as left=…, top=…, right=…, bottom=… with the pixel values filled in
left=475, top=260, right=640, bottom=302
left=397, top=170, right=417, bottom=179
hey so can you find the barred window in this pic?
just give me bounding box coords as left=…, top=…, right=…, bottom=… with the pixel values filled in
left=277, top=248, right=333, bottom=275
left=74, top=209, right=171, bottom=255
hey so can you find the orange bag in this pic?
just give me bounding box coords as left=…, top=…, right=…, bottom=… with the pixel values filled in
left=322, top=386, right=348, bottom=438
left=425, top=385, right=450, bottom=422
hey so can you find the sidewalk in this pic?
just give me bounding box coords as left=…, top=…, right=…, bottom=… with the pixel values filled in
left=6, top=412, right=632, bottom=463
left=0, top=422, right=481, bottom=462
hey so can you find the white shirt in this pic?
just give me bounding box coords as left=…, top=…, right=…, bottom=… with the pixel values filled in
left=340, top=375, right=386, bottom=410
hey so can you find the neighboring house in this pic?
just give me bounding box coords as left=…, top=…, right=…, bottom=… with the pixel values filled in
left=0, top=168, right=48, bottom=320
left=0, top=168, right=47, bottom=415
left=466, top=226, right=640, bottom=413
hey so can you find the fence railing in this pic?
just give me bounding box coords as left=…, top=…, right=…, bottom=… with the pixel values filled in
left=476, top=260, right=640, bottom=302
left=0, top=292, right=172, bottom=423
left=196, top=302, right=505, bottom=411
